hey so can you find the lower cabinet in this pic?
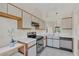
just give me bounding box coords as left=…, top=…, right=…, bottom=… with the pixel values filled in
left=28, top=45, right=36, bottom=56
left=60, top=40, right=72, bottom=49
left=18, top=44, right=36, bottom=56
left=47, top=39, right=53, bottom=47
left=60, top=37, right=73, bottom=51
left=52, top=40, right=60, bottom=48
left=47, top=39, right=60, bottom=48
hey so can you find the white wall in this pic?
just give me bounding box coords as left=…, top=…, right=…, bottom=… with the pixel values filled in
left=72, top=8, right=79, bottom=55
left=0, top=17, right=17, bottom=48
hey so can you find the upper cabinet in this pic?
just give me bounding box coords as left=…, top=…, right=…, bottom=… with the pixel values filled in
left=0, top=3, right=45, bottom=30
left=22, top=11, right=32, bottom=28
left=0, top=3, right=7, bottom=13
left=31, top=16, right=39, bottom=23
left=8, top=4, right=22, bottom=17
left=39, top=20, right=45, bottom=29
left=31, top=16, right=45, bottom=30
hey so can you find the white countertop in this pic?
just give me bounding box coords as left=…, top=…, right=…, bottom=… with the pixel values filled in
left=0, top=43, right=23, bottom=55
left=18, top=38, right=36, bottom=44
left=0, top=37, right=36, bottom=56
left=18, top=37, right=36, bottom=48
left=60, top=36, right=73, bottom=38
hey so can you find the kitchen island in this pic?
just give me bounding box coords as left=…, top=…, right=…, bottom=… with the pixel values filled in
left=18, top=38, right=36, bottom=56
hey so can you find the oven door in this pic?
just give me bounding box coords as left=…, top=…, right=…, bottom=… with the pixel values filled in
left=36, top=39, right=44, bottom=54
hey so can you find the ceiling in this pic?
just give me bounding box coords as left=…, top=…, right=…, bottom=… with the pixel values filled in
left=13, top=3, right=79, bottom=22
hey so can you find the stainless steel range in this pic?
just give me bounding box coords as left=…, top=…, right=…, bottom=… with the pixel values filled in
left=27, top=32, right=44, bottom=55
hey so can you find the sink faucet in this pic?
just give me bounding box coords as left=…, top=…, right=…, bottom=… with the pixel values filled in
left=8, top=29, right=16, bottom=47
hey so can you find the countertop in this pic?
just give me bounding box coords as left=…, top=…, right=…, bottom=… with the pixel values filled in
left=0, top=38, right=36, bottom=56
left=18, top=37, right=36, bottom=48
left=60, top=36, right=73, bottom=38
left=18, top=37, right=36, bottom=44
left=0, top=43, right=24, bottom=55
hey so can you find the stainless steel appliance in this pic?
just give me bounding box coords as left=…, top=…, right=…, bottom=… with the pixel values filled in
left=36, top=36, right=44, bottom=54
left=27, top=32, right=44, bottom=55
left=27, top=32, right=36, bottom=38
left=60, top=37, right=73, bottom=52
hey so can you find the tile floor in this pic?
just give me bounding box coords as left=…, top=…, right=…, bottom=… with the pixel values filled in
left=39, top=47, right=73, bottom=56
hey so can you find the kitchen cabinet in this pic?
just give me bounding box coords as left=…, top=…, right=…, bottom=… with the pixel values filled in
left=60, top=40, right=72, bottom=49
left=19, top=45, right=36, bottom=56
left=60, top=37, right=73, bottom=51
left=0, top=3, right=7, bottom=13
left=8, top=4, right=22, bottom=17
left=39, top=21, right=45, bottom=29
left=31, top=16, right=40, bottom=29
left=31, top=16, right=45, bottom=29
left=47, top=39, right=53, bottom=47
left=52, top=40, right=60, bottom=48
left=22, top=11, right=32, bottom=28
left=38, top=19, right=45, bottom=29
left=31, top=16, right=39, bottom=23
left=18, top=39, right=36, bottom=56
left=28, top=45, right=36, bottom=56
left=47, top=39, right=60, bottom=48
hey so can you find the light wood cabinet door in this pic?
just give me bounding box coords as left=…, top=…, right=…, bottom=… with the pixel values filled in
left=22, top=11, right=32, bottom=28
left=8, top=4, right=21, bottom=17
left=0, top=3, right=7, bottom=13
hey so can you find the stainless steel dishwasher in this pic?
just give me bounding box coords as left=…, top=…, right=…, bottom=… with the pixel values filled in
left=60, top=37, right=73, bottom=52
